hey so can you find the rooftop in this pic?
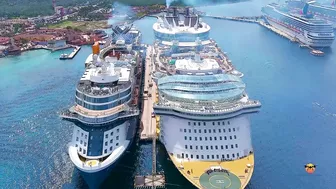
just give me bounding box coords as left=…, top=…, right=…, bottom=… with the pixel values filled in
left=175, top=57, right=220, bottom=72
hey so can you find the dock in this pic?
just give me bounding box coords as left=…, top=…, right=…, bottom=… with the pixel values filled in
left=59, top=46, right=81, bottom=60
left=135, top=45, right=165, bottom=189
left=202, top=14, right=324, bottom=56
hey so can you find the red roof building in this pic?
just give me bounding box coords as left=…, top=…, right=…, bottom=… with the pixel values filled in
left=0, top=37, right=10, bottom=45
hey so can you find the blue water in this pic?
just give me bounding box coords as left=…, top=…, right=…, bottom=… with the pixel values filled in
left=1, top=1, right=336, bottom=188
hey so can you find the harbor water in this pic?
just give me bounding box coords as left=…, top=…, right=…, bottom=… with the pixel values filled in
left=1, top=1, right=336, bottom=189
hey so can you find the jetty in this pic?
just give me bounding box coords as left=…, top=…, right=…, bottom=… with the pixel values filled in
left=59, top=46, right=81, bottom=60
left=135, top=45, right=165, bottom=189
left=202, top=14, right=324, bottom=56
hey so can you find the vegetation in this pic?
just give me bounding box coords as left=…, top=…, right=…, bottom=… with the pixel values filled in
left=47, top=20, right=108, bottom=32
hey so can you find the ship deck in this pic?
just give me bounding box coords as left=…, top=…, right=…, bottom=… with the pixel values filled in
left=169, top=153, right=254, bottom=189
left=73, top=104, right=126, bottom=117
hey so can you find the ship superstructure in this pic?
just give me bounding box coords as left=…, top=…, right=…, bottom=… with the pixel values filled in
left=286, top=0, right=336, bottom=28
left=61, top=26, right=142, bottom=188
left=151, top=7, right=261, bottom=189
left=262, top=3, right=335, bottom=47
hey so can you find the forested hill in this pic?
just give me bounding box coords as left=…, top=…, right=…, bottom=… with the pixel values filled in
left=0, top=0, right=241, bottom=18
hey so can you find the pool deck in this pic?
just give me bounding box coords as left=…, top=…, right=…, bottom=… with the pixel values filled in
left=168, top=153, right=254, bottom=189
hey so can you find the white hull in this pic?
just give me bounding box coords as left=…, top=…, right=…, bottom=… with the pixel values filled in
left=159, top=115, right=253, bottom=162
left=266, top=17, right=334, bottom=47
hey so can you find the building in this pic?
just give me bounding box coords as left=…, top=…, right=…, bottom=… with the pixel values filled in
left=0, top=37, right=10, bottom=45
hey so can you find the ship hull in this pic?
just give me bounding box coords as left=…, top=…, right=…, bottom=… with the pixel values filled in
left=265, top=16, right=334, bottom=47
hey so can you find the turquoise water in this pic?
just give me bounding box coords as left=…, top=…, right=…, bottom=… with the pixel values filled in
left=1, top=1, right=336, bottom=189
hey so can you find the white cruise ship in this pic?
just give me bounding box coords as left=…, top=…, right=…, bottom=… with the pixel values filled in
left=61, top=25, right=142, bottom=188
left=262, top=3, right=335, bottom=47
left=151, top=7, right=261, bottom=189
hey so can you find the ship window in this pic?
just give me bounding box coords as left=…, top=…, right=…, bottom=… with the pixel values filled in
left=182, top=153, right=184, bottom=158
left=234, top=135, right=237, bottom=139
left=231, top=145, right=234, bottom=149
left=80, top=140, right=83, bottom=144
left=189, top=129, right=191, bottom=133
left=186, top=154, right=188, bottom=158
left=198, top=122, right=200, bottom=126
left=230, top=136, right=232, bottom=140
left=104, top=149, right=107, bottom=154
left=180, top=128, right=182, bottom=132
left=184, top=129, right=187, bottom=132
left=217, top=155, right=219, bottom=159
left=194, top=129, right=196, bottom=133
left=199, top=137, right=202, bottom=141
left=223, top=129, right=226, bottom=133
left=213, top=129, right=216, bottom=133
left=237, top=153, right=239, bottom=157
left=117, top=129, right=119, bottom=133
left=75, top=144, right=78, bottom=147
left=209, top=129, right=211, bottom=133
left=212, top=155, right=214, bottom=159
left=235, top=144, right=238, bottom=148
left=204, top=129, right=207, bottom=133
left=105, top=134, right=108, bottom=138
left=81, top=133, right=84, bottom=137
left=220, top=136, right=222, bottom=140
left=210, top=146, right=213, bottom=150
left=84, top=142, right=87, bottom=146
left=83, top=150, right=86, bottom=154
left=203, top=122, right=206, bottom=126
left=196, top=155, right=199, bottom=159
left=200, top=146, right=203, bottom=150
left=85, top=135, right=87, bottom=139
left=214, top=137, right=217, bottom=140
left=221, top=145, right=223, bottom=149
left=218, top=129, right=221, bottom=133
left=228, top=121, right=230, bottom=125
left=110, top=139, right=113, bottom=143
left=233, top=128, right=236, bottom=132
left=225, top=145, right=228, bottom=149
left=116, top=143, right=119, bottom=146
left=232, top=154, right=235, bottom=158
left=205, top=137, right=207, bottom=141
left=90, top=136, right=93, bottom=140
left=111, top=132, right=113, bottom=136
left=199, top=129, right=201, bottom=133
left=201, top=155, right=204, bottom=159
left=227, top=154, right=229, bottom=158
left=105, top=142, right=108, bottom=146
left=185, top=145, right=188, bottom=149
left=222, top=154, right=225, bottom=159
left=229, top=128, right=231, bottom=132
left=79, top=147, right=82, bottom=152
left=218, top=122, right=220, bottom=125
left=209, top=137, right=212, bottom=141
left=207, top=155, right=210, bottom=159
left=76, top=137, right=79, bottom=141
left=184, top=136, right=187, bottom=140
left=215, top=146, right=218, bottom=150
left=116, top=136, right=119, bottom=140
left=195, top=137, right=197, bottom=141
left=222, top=121, right=225, bottom=125
left=193, top=122, right=196, bottom=126
left=188, top=122, right=190, bottom=125
left=189, top=137, right=192, bottom=140
left=206, top=146, right=208, bottom=150
left=190, top=145, right=192, bottom=149
left=224, top=136, right=227, bottom=140
left=191, top=155, right=193, bottom=159
left=110, top=146, right=113, bottom=151
left=212, top=122, right=215, bottom=125
left=196, top=146, right=198, bottom=150
left=77, top=130, right=79, bottom=133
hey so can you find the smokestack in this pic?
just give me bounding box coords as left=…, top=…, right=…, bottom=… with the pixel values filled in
left=172, top=7, right=177, bottom=17
left=92, top=42, right=100, bottom=55
left=185, top=7, right=190, bottom=16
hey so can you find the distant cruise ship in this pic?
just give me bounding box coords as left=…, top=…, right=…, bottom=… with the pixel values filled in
left=152, top=7, right=261, bottom=189
left=61, top=25, right=141, bottom=188
left=286, top=0, right=336, bottom=28
left=262, top=3, right=335, bottom=47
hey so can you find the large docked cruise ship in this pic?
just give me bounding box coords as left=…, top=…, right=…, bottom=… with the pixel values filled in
left=61, top=24, right=142, bottom=188
left=262, top=3, right=335, bottom=47
left=152, top=7, right=261, bottom=189
left=286, top=0, right=336, bottom=28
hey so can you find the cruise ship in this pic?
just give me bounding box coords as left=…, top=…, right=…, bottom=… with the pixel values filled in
left=262, top=3, right=335, bottom=47
left=152, top=7, right=261, bottom=189
left=286, top=0, right=336, bottom=28
left=61, top=24, right=142, bottom=188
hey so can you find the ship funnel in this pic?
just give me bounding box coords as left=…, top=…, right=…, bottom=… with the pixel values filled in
left=92, top=42, right=100, bottom=55
left=172, top=7, right=178, bottom=17
left=185, top=7, right=190, bottom=16
left=302, top=3, right=309, bottom=15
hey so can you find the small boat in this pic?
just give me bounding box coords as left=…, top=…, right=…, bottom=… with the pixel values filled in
left=59, top=54, right=69, bottom=60
left=310, top=50, right=324, bottom=56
